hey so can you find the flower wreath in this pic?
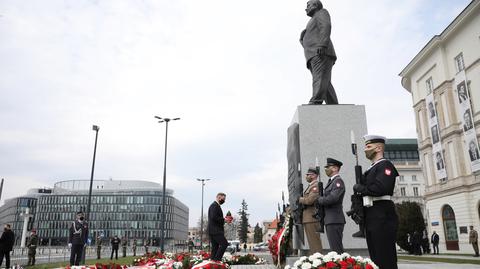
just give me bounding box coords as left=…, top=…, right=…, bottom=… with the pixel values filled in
left=269, top=212, right=292, bottom=267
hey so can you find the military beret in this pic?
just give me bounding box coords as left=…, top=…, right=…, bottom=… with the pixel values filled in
left=363, top=134, right=386, bottom=145
left=307, top=167, right=318, bottom=174
left=325, top=157, right=343, bottom=167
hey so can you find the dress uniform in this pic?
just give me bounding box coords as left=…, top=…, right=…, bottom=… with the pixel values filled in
left=317, top=158, right=345, bottom=253
left=353, top=135, right=399, bottom=269
left=27, top=230, right=38, bottom=266
left=68, top=212, right=89, bottom=266
left=299, top=168, right=323, bottom=254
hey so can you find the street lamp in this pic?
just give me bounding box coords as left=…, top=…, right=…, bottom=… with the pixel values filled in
left=155, top=116, right=180, bottom=253
left=84, top=124, right=99, bottom=263
left=197, top=178, right=210, bottom=249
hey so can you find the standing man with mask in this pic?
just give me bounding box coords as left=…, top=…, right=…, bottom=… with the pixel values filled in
left=27, top=229, right=39, bottom=266
left=317, top=158, right=345, bottom=253
left=68, top=211, right=89, bottom=266
left=298, top=168, right=323, bottom=254
left=353, top=135, right=399, bottom=269
left=300, top=0, right=338, bottom=105
left=0, top=224, right=14, bottom=269
left=207, top=192, right=230, bottom=261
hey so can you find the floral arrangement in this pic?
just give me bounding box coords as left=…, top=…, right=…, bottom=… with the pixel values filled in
left=285, top=252, right=378, bottom=269
left=222, top=253, right=266, bottom=265
left=269, top=212, right=292, bottom=267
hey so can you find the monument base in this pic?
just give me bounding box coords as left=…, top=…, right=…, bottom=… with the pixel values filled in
left=288, top=104, right=370, bottom=251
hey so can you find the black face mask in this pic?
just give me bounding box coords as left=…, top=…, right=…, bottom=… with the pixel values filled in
left=79, top=217, right=85, bottom=221
left=218, top=199, right=225, bottom=205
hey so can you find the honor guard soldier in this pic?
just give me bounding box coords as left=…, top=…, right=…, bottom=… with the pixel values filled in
left=132, top=239, right=137, bottom=256
left=317, top=158, right=345, bottom=253
left=96, top=235, right=102, bottom=259
left=68, top=211, right=89, bottom=266
left=353, top=135, right=399, bottom=269
left=298, top=168, right=323, bottom=254
left=27, top=229, right=38, bottom=266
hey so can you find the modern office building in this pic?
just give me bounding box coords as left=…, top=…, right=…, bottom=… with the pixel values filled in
left=0, top=195, right=38, bottom=246
left=385, top=139, right=425, bottom=210
left=399, top=0, right=480, bottom=253
left=0, top=180, right=189, bottom=247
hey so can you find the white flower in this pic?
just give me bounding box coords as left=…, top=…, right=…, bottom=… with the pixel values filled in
left=326, top=251, right=338, bottom=257
left=311, top=252, right=323, bottom=259
left=284, top=265, right=291, bottom=269
left=333, top=255, right=342, bottom=261
left=340, top=252, right=350, bottom=259
left=299, top=256, right=308, bottom=262
left=308, top=255, right=315, bottom=262
left=173, top=262, right=183, bottom=269
left=301, top=262, right=312, bottom=269
left=312, top=259, right=322, bottom=267
left=293, top=260, right=303, bottom=267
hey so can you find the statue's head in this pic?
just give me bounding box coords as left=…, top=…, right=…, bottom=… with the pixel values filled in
left=305, top=0, right=323, bottom=17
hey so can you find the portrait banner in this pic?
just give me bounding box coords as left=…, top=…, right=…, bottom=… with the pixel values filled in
left=454, top=71, right=480, bottom=172
left=426, top=93, right=447, bottom=180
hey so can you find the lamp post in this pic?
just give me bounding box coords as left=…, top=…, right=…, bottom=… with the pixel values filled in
left=155, top=116, right=180, bottom=253
left=196, top=178, right=210, bottom=249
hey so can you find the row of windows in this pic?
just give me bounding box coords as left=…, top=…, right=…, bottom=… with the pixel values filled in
left=39, top=228, right=176, bottom=239
left=426, top=53, right=465, bottom=95
left=398, top=175, right=418, bottom=182
left=398, top=186, right=419, bottom=197
left=36, top=211, right=179, bottom=222
left=37, top=220, right=178, bottom=230
left=39, top=195, right=172, bottom=206
left=384, top=150, right=419, bottom=161
left=37, top=204, right=175, bottom=216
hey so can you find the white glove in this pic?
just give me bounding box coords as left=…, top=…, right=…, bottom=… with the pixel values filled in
left=68, top=243, right=72, bottom=248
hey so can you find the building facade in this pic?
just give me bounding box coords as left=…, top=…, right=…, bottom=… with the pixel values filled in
left=0, top=180, right=189, bottom=247
left=385, top=139, right=425, bottom=210
left=399, top=0, right=480, bottom=253
left=0, top=196, right=38, bottom=246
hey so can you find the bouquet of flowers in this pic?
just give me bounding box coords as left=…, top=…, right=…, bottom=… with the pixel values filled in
left=269, top=212, right=292, bottom=267
left=225, top=211, right=233, bottom=223
left=285, top=252, right=378, bottom=269
left=222, top=253, right=266, bottom=265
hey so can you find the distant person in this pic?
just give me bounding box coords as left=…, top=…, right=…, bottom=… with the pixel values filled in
left=121, top=237, right=128, bottom=257
left=188, top=239, right=194, bottom=253
left=431, top=231, right=439, bottom=255
left=27, top=229, right=38, bottom=266
left=469, top=141, right=479, bottom=161
left=412, top=231, right=422, bottom=256
left=406, top=233, right=412, bottom=254
left=243, top=243, right=247, bottom=253
left=208, top=192, right=231, bottom=261
left=110, top=235, right=121, bottom=260
left=464, top=110, right=474, bottom=132
left=421, top=230, right=430, bottom=254
left=132, top=239, right=137, bottom=256
left=96, top=236, right=102, bottom=259
left=457, top=82, right=468, bottom=103
left=0, top=224, right=15, bottom=269
left=469, top=226, right=479, bottom=257
left=144, top=238, right=150, bottom=254
left=68, top=211, right=88, bottom=266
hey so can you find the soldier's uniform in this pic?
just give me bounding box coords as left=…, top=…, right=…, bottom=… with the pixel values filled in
left=27, top=231, right=38, bottom=266
left=317, top=158, right=345, bottom=254
left=354, top=135, right=399, bottom=269
left=96, top=236, right=102, bottom=259
left=69, top=212, right=89, bottom=266
left=299, top=168, right=322, bottom=255
left=144, top=239, right=150, bottom=254
left=110, top=236, right=121, bottom=260
left=121, top=238, right=128, bottom=257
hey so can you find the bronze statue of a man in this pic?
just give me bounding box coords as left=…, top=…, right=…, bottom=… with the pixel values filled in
left=300, top=0, right=338, bottom=105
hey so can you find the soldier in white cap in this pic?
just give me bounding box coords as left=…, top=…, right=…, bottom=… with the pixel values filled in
left=353, top=135, right=399, bottom=269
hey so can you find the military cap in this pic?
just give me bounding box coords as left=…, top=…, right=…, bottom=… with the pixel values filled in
left=363, top=134, right=386, bottom=145
left=325, top=157, right=343, bottom=167
left=306, top=167, right=318, bottom=175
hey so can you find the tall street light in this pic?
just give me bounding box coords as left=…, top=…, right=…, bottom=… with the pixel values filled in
left=155, top=116, right=180, bottom=253
left=196, top=178, right=210, bottom=249
left=84, top=124, right=99, bottom=263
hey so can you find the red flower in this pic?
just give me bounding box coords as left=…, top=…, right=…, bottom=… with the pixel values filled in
left=339, top=260, right=349, bottom=268
left=366, top=264, right=374, bottom=269
left=353, top=265, right=361, bottom=269
left=325, top=261, right=337, bottom=268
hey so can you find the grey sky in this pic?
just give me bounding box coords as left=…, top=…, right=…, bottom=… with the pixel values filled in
left=0, top=0, right=470, bottom=227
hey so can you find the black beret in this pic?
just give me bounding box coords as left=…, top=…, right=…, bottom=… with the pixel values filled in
left=325, top=158, right=343, bottom=167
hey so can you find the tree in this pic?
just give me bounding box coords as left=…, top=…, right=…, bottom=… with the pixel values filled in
left=237, top=199, right=249, bottom=243
left=196, top=214, right=209, bottom=244
left=253, top=223, right=263, bottom=243
left=396, top=201, right=426, bottom=251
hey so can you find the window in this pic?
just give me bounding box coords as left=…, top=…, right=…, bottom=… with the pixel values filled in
left=412, top=175, right=417, bottom=181
left=400, top=187, right=406, bottom=196
left=426, top=77, right=434, bottom=94
left=399, top=175, right=405, bottom=182
left=455, top=53, right=465, bottom=73
left=413, top=187, right=419, bottom=196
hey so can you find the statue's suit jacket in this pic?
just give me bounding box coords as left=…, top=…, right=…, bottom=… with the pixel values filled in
left=301, top=8, right=337, bottom=66
left=318, top=175, right=346, bottom=225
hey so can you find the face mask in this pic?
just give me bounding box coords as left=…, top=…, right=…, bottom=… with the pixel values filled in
left=365, top=148, right=377, bottom=160
left=79, top=217, right=85, bottom=221
left=219, top=199, right=225, bottom=205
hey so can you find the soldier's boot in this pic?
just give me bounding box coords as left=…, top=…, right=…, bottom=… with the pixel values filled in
left=352, top=223, right=366, bottom=238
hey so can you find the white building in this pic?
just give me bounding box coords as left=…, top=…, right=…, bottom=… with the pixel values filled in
left=399, top=0, right=480, bottom=253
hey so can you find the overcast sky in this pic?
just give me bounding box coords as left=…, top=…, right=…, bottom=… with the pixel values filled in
left=0, top=0, right=471, bottom=227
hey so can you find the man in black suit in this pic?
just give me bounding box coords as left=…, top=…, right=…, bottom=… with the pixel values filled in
left=300, top=0, right=338, bottom=105
left=0, top=224, right=15, bottom=269
left=208, top=192, right=230, bottom=261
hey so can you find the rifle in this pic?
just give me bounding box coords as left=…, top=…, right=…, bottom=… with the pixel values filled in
left=313, top=163, right=325, bottom=233
left=346, top=131, right=366, bottom=238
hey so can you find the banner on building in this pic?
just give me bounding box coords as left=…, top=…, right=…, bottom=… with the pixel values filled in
left=426, top=93, right=447, bottom=180
left=454, top=70, right=480, bottom=172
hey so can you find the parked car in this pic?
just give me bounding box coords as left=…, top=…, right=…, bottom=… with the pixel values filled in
left=253, top=242, right=268, bottom=251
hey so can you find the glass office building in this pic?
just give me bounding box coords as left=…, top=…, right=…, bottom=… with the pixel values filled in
left=0, top=196, right=38, bottom=246
left=0, top=180, right=188, bottom=246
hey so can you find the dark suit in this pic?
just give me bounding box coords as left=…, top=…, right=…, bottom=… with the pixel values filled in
left=318, top=174, right=345, bottom=253
left=300, top=8, right=338, bottom=105
left=208, top=201, right=228, bottom=261
left=0, top=229, right=14, bottom=269
left=431, top=233, right=439, bottom=254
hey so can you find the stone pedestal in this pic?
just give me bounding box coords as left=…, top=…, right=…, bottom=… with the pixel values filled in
left=288, top=104, right=370, bottom=251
